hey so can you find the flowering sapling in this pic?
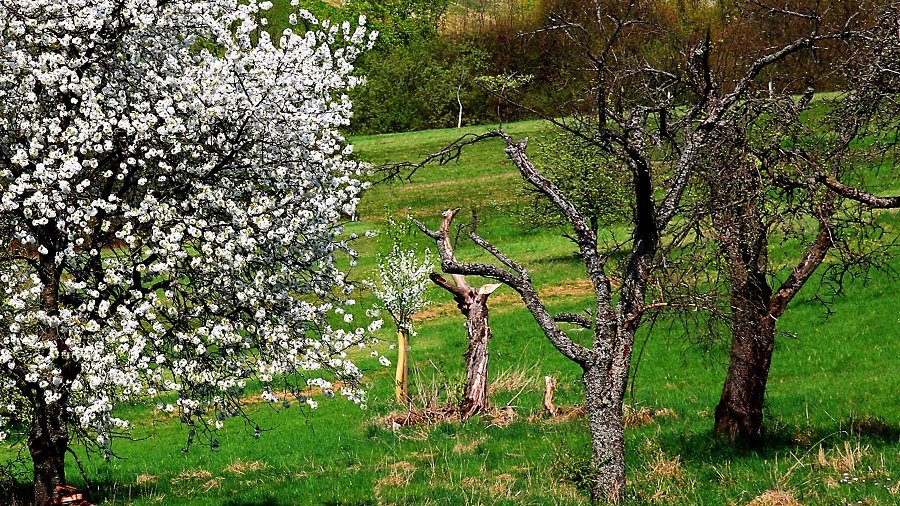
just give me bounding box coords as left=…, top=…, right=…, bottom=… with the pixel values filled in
left=0, top=0, right=376, bottom=503
left=371, top=231, right=433, bottom=404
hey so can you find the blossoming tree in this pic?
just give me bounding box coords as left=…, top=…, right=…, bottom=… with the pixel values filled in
left=0, top=0, right=375, bottom=503
left=371, top=228, right=432, bottom=405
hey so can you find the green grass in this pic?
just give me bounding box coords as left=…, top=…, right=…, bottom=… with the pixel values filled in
left=3, top=118, right=900, bottom=505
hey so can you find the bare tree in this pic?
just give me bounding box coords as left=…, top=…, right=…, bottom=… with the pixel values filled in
left=706, top=2, right=900, bottom=442
left=427, top=209, right=501, bottom=418
left=398, top=0, right=883, bottom=501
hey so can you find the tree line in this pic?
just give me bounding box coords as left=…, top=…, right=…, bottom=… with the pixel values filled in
left=295, top=0, right=885, bottom=135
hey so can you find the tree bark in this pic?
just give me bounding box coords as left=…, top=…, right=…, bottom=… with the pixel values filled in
left=714, top=272, right=775, bottom=443
left=543, top=376, right=557, bottom=416
left=395, top=329, right=409, bottom=405
left=24, top=252, right=73, bottom=505
left=459, top=296, right=491, bottom=417
left=28, top=393, right=69, bottom=506
left=428, top=247, right=500, bottom=419
left=583, top=364, right=626, bottom=504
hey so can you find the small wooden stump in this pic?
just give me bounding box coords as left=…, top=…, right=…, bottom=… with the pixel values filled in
left=543, top=376, right=557, bottom=417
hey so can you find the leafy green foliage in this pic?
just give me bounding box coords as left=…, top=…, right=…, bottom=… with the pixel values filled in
left=350, top=38, right=490, bottom=134
left=519, top=131, right=631, bottom=236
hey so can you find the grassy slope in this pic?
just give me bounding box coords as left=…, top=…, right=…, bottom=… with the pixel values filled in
left=3, top=119, right=899, bottom=506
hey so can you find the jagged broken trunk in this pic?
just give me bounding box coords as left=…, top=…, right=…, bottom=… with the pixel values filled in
left=459, top=294, right=492, bottom=417
left=428, top=272, right=498, bottom=418
left=714, top=272, right=776, bottom=443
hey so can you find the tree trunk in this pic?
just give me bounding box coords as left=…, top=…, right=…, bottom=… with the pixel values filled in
left=395, top=329, right=409, bottom=405
left=714, top=273, right=775, bottom=443
left=428, top=271, right=499, bottom=419
left=459, top=299, right=491, bottom=417
left=28, top=394, right=69, bottom=506
left=26, top=253, right=71, bottom=505
left=583, top=364, right=626, bottom=504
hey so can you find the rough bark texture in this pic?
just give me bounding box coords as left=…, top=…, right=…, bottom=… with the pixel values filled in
left=714, top=273, right=775, bottom=443
left=459, top=297, right=491, bottom=417
left=24, top=254, right=73, bottom=506
left=583, top=365, right=627, bottom=503
left=28, top=396, right=69, bottom=506
left=429, top=254, right=499, bottom=417
left=714, top=210, right=833, bottom=443
left=395, top=329, right=409, bottom=405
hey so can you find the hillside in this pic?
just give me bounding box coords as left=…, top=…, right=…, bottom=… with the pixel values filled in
left=3, top=119, right=896, bottom=505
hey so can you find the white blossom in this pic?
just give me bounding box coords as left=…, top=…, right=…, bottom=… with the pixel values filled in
left=371, top=242, right=433, bottom=332
left=0, top=0, right=375, bottom=452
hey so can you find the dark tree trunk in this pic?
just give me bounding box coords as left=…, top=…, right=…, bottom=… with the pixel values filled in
left=26, top=251, right=73, bottom=505
left=583, top=364, right=626, bottom=504
left=28, top=395, right=69, bottom=506
left=714, top=272, right=775, bottom=443
left=459, top=297, right=491, bottom=417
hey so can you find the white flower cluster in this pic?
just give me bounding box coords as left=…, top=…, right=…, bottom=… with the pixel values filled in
left=371, top=244, right=433, bottom=332
left=0, top=0, right=377, bottom=444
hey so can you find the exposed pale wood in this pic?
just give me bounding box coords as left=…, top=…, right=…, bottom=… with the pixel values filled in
left=543, top=376, right=557, bottom=417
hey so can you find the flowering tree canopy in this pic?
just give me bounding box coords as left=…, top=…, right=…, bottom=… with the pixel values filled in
left=372, top=243, right=433, bottom=333
left=370, top=222, right=432, bottom=404
left=0, top=0, right=375, bottom=502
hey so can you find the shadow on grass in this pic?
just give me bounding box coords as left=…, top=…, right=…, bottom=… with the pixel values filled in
left=221, top=495, right=287, bottom=506
left=0, top=480, right=32, bottom=506
left=656, top=414, right=900, bottom=466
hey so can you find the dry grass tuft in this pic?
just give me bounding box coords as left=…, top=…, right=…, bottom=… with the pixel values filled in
left=460, top=473, right=518, bottom=499
left=223, top=460, right=269, bottom=475
left=452, top=436, right=487, bottom=454
left=492, top=473, right=517, bottom=497
left=633, top=441, right=694, bottom=503
left=376, top=461, right=417, bottom=491
left=746, top=488, right=803, bottom=506
left=389, top=461, right=416, bottom=472
left=170, top=469, right=213, bottom=484
left=200, top=478, right=222, bottom=492
left=486, top=405, right=518, bottom=427
left=489, top=365, right=541, bottom=394
left=135, top=474, right=158, bottom=486
left=623, top=405, right=678, bottom=428
left=647, top=452, right=683, bottom=482
left=815, top=441, right=869, bottom=473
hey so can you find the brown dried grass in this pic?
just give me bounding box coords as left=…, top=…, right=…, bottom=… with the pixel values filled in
left=200, top=478, right=222, bottom=492
left=376, top=461, right=417, bottom=491
left=647, top=453, right=683, bottom=482
left=623, top=405, right=678, bottom=428
left=223, top=460, right=269, bottom=475
left=815, top=441, right=869, bottom=473
left=746, top=489, right=803, bottom=506
left=170, top=469, right=212, bottom=484
left=135, top=474, right=158, bottom=486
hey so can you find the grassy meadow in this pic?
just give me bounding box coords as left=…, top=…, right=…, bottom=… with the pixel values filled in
left=2, top=119, right=899, bottom=506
